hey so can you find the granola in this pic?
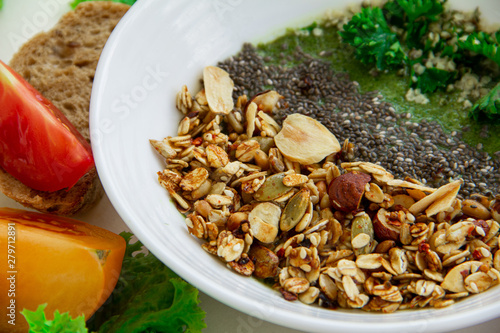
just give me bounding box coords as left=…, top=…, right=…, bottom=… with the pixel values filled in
left=152, top=66, right=500, bottom=312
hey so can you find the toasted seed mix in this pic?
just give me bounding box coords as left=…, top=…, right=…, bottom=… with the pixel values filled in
left=217, top=43, right=499, bottom=197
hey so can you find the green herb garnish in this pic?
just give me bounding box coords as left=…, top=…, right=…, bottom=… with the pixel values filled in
left=340, top=0, right=500, bottom=124
left=393, top=0, right=444, bottom=49
left=299, top=22, right=318, bottom=33
left=70, top=0, right=137, bottom=9
left=458, top=31, right=500, bottom=120
left=415, top=67, right=456, bottom=93
left=458, top=31, right=500, bottom=66
left=469, top=82, right=500, bottom=121
left=340, top=7, right=406, bottom=70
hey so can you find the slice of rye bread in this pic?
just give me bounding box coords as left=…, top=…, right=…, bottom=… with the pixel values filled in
left=0, top=2, right=130, bottom=216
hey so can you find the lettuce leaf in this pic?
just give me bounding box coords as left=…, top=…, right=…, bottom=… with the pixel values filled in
left=22, top=232, right=206, bottom=333
left=70, top=0, right=137, bottom=9
left=21, top=304, right=88, bottom=333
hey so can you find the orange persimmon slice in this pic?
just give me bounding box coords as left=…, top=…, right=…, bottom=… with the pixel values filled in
left=0, top=207, right=126, bottom=332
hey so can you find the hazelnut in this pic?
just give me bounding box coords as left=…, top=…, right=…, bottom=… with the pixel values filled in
left=328, top=172, right=371, bottom=212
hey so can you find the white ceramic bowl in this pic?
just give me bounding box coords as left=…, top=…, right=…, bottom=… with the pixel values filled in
left=90, top=1, right=500, bottom=332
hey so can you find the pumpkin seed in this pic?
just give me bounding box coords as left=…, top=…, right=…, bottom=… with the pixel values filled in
left=254, top=173, right=293, bottom=201
left=351, top=213, right=375, bottom=256
left=280, top=188, right=310, bottom=231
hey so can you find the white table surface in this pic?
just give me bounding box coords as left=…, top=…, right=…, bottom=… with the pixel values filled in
left=1, top=1, right=499, bottom=332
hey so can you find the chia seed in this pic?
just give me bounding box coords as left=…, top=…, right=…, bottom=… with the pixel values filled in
left=218, top=43, right=499, bottom=197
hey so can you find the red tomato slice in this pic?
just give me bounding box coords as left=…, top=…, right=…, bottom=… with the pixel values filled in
left=0, top=60, right=94, bottom=192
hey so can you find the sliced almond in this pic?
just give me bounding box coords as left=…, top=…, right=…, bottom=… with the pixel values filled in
left=441, top=260, right=483, bottom=293
left=246, top=102, right=257, bottom=138
left=203, top=66, right=234, bottom=114
left=258, top=110, right=281, bottom=131
left=342, top=162, right=394, bottom=184
left=392, top=194, right=415, bottom=209
left=248, top=202, right=281, bottom=243
left=283, top=173, right=309, bottom=187
left=150, top=138, right=178, bottom=159
left=359, top=162, right=391, bottom=177
left=387, top=179, right=437, bottom=193
left=425, top=180, right=462, bottom=217
left=409, top=179, right=463, bottom=216
left=274, top=114, right=340, bottom=165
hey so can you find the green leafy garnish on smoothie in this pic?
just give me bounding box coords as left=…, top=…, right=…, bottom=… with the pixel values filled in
left=340, top=7, right=406, bottom=70
left=387, top=0, right=444, bottom=48
left=469, top=82, right=500, bottom=121
left=415, top=67, right=456, bottom=93
left=341, top=0, right=455, bottom=93
left=339, top=0, right=500, bottom=125
left=458, top=31, right=500, bottom=65
left=458, top=31, right=500, bottom=121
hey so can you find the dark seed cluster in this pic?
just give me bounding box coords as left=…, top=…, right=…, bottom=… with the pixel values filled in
left=218, top=43, right=499, bottom=197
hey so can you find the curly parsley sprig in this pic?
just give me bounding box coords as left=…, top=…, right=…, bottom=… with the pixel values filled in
left=469, top=82, right=500, bottom=122
left=340, top=0, right=450, bottom=88
left=458, top=31, right=500, bottom=121
left=385, top=0, right=445, bottom=49
left=458, top=31, right=500, bottom=66
left=339, top=6, right=407, bottom=70
left=340, top=0, right=500, bottom=124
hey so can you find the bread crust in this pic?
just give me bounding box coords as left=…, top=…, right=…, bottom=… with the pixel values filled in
left=2, top=2, right=130, bottom=216
left=0, top=166, right=103, bottom=216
